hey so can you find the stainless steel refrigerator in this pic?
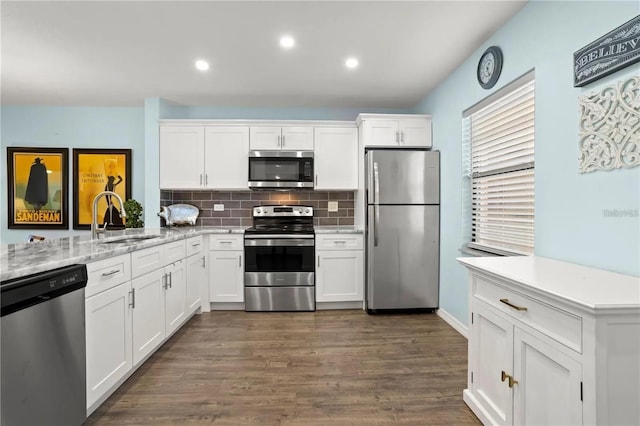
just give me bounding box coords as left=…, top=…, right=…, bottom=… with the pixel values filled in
left=365, top=149, right=440, bottom=312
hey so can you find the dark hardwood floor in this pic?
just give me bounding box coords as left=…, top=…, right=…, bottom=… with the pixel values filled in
left=85, top=310, right=480, bottom=425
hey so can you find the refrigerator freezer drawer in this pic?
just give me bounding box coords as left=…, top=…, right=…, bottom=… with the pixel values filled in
left=366, top=204, right=439, bottom=310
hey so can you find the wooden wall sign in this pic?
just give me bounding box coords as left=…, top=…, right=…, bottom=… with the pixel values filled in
left=574, top=15, right=640, bottom=87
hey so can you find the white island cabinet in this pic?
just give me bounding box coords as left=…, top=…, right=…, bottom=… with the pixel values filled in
left=458, top=256, right=640, bottom=426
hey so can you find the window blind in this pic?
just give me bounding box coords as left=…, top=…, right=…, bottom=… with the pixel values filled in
left=465, top=78, right=535, bottom=255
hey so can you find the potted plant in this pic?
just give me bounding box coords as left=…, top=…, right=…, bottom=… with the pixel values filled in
left=123, top=199, right=144, bottom=228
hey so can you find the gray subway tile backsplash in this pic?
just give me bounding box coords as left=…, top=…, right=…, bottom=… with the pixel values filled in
left=161, top=190, right=355, bottom=227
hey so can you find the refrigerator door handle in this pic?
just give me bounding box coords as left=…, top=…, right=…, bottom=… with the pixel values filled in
left=373, top=161, right=380, bottom=247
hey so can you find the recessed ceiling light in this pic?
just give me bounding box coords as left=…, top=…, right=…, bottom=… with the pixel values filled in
left=195, top=60, right=210, bottom=71
left=280, top=35, right=295, bottom=49
left=345, top=57, right=359, bottom=69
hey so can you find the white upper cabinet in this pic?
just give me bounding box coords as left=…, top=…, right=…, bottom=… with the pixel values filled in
left=159, top=125, right=205, bottom=189
left=357, top=114, right=432, bottom=148
left=160, top=124, right=248, bottom=190
left=205, top=126, right=249, bottom=190
left=249, top=126, right=313, bottom=151
left=314, top=127, right=358, bottom=190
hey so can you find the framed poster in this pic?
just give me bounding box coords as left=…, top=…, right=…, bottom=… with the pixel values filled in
left=73, top=149, right=132, bottom=230
left=7, top=147, right=69, bottom=229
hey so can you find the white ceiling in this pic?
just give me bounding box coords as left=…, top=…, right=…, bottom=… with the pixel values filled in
left=1, top=0, right=527, bottom=108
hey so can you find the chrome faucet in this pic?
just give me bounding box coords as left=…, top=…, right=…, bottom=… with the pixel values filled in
left=92, top=191, right=127, bottom=240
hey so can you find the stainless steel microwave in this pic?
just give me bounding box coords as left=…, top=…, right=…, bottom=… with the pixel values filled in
left=248, top=151, right=314, bottom=189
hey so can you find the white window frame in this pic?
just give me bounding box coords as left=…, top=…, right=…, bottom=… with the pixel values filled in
left=463, top=71, right=535, bottom=256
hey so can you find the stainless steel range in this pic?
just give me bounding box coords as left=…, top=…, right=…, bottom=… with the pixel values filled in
left=244, top=205, right=315, bottom=312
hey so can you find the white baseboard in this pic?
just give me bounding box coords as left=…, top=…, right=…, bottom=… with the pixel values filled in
left=437, top=308, right=468, bottom=339
left=316, top=301, right=363, bottom=310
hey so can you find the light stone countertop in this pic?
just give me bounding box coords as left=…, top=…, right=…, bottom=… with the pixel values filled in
left=457, top=255, right=640, bottom=311
left=314, top=226, right=363, bottom=234
left=1, top=225, right=363, bottom=281
left=1, top=226, right=247, bottom=282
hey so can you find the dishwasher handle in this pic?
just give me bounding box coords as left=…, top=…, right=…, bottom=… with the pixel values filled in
left=0, top=264, right=88, bottom=317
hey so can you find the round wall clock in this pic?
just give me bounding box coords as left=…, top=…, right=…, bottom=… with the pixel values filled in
left=477, top=46, right=503, bottom=89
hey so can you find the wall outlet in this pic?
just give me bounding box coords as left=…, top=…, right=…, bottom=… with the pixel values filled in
left=213, top=204, right=224, bottom=212
left=328, top=201, right=339, bottom=212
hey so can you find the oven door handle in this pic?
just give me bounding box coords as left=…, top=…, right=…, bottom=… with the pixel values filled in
left=245, top=234, right=314, bottom=239
left=245, top=238, right=315, bottom=247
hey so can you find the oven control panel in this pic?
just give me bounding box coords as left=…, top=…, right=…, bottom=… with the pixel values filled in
left=253, top=205, right=313, bottom=217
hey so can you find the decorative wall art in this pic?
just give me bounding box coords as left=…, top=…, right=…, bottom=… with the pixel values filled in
left=73, top=149, right=132, bottom=230
left=574, top=15, right=640, bottom=87
left=6, top=147, right=69, bottom=229
left=579, top=76, right=640, bottom=173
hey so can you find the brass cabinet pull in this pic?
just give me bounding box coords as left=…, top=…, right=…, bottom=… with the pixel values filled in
left=500, top=298, right=528, bottom=311
left=501, top=370, right=518, bottom=388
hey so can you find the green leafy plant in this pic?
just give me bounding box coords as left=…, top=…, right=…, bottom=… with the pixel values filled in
left=123, top=199, right=144, bottom=228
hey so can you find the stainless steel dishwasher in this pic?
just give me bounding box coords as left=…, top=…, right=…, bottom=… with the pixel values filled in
left=1, top=264, right=88, bottom=426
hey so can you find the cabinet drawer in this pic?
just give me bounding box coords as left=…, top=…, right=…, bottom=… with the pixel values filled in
left=186, top=236, right=203, bottom=257
left=316, top=234, right=363, bottom=250
left=131, top=245, right=165, bottom=278
left=164, top=239, right=186, bottom=264
left=210, top=235, right=243, bottom=250
left=474, top=275, right=583, bottom=353
left=86, top=254, right=131, bottom=298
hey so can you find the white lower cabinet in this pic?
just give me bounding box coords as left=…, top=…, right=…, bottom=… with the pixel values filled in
left=315, top=234, right=364, bottom=302
left=85, top=237, right=199, bottom=414
left=131, top=270, right=165, bottom=366
left=459, top=256, right=640, bottom=426
left=209, top=234, right=244, bottom=303
left=185, top=247, right=205, bottom=314
left=164, top=260, right=186, bottom=336
left=85, top=282, right=132, bottom=409
left=209, top=249, right=244, bottom=302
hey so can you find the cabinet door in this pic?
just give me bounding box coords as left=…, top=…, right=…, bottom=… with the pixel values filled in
left=399, top=118, right=431, bottom=148
left=164, top=261, right=186, bottom=336
left=186, top=253, right=205, bottom=314
left=205, top=126, right=250, bottom=190
left=513, top=328, right=583, bottom=426
left=159, top=125, right=205, bottom=188
left=131, top=271, right=165, bottom=366
left=316, top=250, right=363, bottom=302
left=209, top=251, right=244, bottom=302
left=470, top=302, right=514, bottom=426
left=314, top=127, right=358, bottom=190
left=85, top=282, right=132, bottom=409
left=282, top=126, right=314, bottom=150
left=364, top=120, right=399, bottom=147
left=249, top=126, right=281, bottom=150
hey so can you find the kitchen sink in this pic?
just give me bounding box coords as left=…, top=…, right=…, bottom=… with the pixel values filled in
left=98, top=235, right=162, bottom=245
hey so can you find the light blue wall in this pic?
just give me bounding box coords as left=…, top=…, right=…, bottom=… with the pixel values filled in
left=1, top=106, right=145, bottom=243
left=413, top=0, right=640, bottom=325
left=160, top=105, right=411, bottom=121
left=2, top=102, right=408, bottom=239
